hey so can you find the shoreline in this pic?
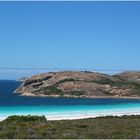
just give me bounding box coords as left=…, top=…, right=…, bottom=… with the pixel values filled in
left=1, top=112, right=140, bottom=121
left=17, top=92, right=140, bottom=99
left=47, top=112, right=140, bottom=121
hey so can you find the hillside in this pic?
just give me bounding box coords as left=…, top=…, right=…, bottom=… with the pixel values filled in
left=15, top=71, right=140, bottom=98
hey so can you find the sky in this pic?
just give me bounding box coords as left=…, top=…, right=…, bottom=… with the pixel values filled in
left=0, top=1, right=140, bottom=79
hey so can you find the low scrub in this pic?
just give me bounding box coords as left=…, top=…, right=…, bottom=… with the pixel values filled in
left=0, top=115, right=140, bottom=139
left=42, top=85, right=63, bottom=96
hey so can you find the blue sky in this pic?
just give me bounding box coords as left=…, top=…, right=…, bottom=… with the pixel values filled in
left=0, top=1, right=140, bottom=79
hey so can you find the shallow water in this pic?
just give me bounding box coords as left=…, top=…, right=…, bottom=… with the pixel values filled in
left=0, top=80, right=140, bottom=120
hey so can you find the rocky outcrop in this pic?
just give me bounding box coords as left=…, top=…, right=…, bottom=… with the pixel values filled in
left=114, top=71, right=140, bottom=84
left=15, top=71, right=140, bottom=98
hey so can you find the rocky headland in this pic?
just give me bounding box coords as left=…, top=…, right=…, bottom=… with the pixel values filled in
left=15, top=71, right=140, bottom=98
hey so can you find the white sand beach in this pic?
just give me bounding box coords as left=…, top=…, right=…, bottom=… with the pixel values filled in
left=0, top=111, right=140, bottom=121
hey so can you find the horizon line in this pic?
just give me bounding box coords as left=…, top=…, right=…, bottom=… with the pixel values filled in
left=0, top=67, right=139, bottom=72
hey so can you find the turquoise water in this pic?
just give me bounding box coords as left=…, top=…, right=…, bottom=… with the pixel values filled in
left=0, top=103, right=140, bottom=120
left=0, top=80, right=140, bottom=120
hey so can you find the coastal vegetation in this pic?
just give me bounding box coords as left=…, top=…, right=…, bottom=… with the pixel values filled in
left=0, top=115, right=140, bottom=139
left=42, top=85, right=63, bottom=95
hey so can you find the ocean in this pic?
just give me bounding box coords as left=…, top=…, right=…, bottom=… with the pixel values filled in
left=0, top=80, right=140, bottom=120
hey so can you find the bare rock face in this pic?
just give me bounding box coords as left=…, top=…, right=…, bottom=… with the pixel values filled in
left=114, top=71, right=140, bottom=84
left=15, top=71, right=140, bottom=98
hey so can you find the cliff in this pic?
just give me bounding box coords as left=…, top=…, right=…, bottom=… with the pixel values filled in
left=15, top=71, right=140, bottom=98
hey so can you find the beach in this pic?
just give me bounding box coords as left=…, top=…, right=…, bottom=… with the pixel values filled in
left=1, top=111, right=140, bottom=121
left=46, top=112, right=140, bottom=121
left=0, top=103, right=140, bottom=121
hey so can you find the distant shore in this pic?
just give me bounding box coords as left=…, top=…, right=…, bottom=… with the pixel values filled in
left=17, top=92, right=140, bottom=99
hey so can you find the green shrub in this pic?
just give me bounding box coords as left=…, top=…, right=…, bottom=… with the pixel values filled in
left=4, top=115, right=47, bottom=122
left=57, top=78, right=76, bottom=84
left=95, top=79, right=115, bottom=85
left=42, top=85, right=63, bottom=95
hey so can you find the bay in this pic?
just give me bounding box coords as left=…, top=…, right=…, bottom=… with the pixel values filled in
left=0, top=80, right=140, bottom=120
